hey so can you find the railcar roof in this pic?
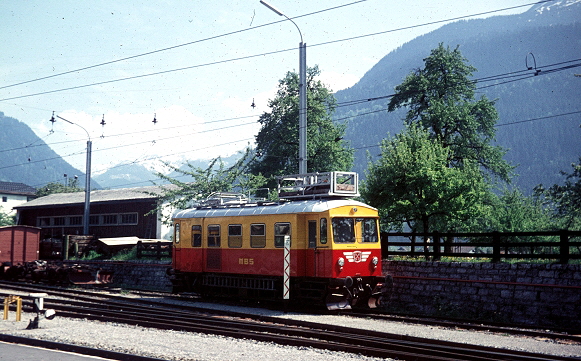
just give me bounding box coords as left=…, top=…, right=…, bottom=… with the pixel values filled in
left=173, top=199, right=376, bottom=219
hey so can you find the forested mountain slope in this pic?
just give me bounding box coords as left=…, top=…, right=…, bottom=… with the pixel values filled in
left=0, top=112, right=99, bottom=189
left=335, top=1, right=581, bottom=192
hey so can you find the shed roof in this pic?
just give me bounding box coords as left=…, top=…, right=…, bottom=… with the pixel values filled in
left=14, top=185, right=175, bottom=209
left=0, top=181, right=36, bottom=195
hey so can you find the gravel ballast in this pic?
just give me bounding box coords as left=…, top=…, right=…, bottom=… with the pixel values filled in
left=1, top=298, right=580, bottom=360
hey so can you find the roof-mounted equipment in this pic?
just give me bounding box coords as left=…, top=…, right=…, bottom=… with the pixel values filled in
left=277, top=171, right=359, bottom=200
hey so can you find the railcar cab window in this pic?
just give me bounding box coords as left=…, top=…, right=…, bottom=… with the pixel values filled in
left=250, top=223, right=266, bottom=248
left=332, top=218, right=355, bottom=243
left=228, top=224, right=242, bottom=248
left=360, top=218, right=379, bottom=242
left=191, top=225, right=202, bottom=247
left=208, top=225, right=221, bottom=247
left=274, top=222, right=291, bottom=248
left=174, top=223, right=180, bottom=244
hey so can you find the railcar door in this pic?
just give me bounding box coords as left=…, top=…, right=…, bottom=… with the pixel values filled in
left=172, top=222, right=182, bottom=269
left=305, top=217, right=327, bottom=278
left=205, top=223, right=222, bottom=271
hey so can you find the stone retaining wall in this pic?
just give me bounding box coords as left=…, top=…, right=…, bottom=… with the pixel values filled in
left=382, top=261, right=581, bottom=329
left=66, top=260, right=172, bottom=292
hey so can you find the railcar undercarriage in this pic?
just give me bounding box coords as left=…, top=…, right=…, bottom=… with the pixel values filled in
left=167, top=270, right=392, bottom=310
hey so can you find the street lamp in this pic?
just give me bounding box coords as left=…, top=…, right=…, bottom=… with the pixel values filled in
left=260, top=0, right=307, bottom=174
left=54, top=114, right=92, bottom=235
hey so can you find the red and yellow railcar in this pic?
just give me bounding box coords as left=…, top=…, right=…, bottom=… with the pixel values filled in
left=168, top=172, right=389, bottom=309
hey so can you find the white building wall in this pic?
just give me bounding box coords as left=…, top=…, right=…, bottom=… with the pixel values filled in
left=0, top=193, right=29, bottom=216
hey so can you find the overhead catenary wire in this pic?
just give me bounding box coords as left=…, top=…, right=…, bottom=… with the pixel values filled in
left=0, top=1, right=553, bottom=103
left=5, top=54, right=578, bottom=157
left=4, top=56, right=580, bottom=180
left=0, top=0, right=370, bottom=92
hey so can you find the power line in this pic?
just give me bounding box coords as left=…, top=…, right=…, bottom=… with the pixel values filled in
left=0, top=114, right=258, bottom=154
left=333, top=58, right=581, bottom=110
left=27, top=107, right=580, bottom=190
left=0, top=1, right=549, bottom=103
left=29, top=136, right=255, bottom=189
left=4, top=58, right=580, bottom=176
left=0, top=0, right=369, bottom=92
left=0, top=120, right=258, bottom=172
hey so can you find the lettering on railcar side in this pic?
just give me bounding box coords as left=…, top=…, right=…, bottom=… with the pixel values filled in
left=238, top=258, right=254, bottom=265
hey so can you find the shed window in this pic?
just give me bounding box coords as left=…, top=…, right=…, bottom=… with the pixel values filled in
left=53, top=217, right=65, bottom=226
left=69, top=216, right=83, bottom=225
left=120, top=213, right=138, bottom=225
left=102, top=214, right=117, bottom=225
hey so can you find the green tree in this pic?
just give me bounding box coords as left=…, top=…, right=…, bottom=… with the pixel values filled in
left=36, top=178, right=83, bottom=197
left=152, top=149, right=266, bottom=220
left=387, top=43, right=512, bottom=183
left=0, top=209, right=15, bottom=226
left=362, top=125, right=489, bottom=233
left=249, top=65, right=353, bottom=183
left=535, top=158, right=581, bottom=229
left=489, top=189, right=554, bottom=233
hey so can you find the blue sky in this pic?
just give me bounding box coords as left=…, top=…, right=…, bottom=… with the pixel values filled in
left=0, top=0, right=536, bottom=176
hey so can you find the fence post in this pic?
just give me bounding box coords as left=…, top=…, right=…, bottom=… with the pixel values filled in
left=433, top=231, right=441, bottom=261
left=156, top=241, right=162, bottom=260
left=560, top=230, right=569, bottom=264
left=381, top=233, right=388, bottom=259
left=492, top=231, right=501, bottom=263
left=136, top=240, right=143, bottom=259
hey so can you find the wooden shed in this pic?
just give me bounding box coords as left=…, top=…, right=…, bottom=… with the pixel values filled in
left=0, top=225, right=41, bottom=264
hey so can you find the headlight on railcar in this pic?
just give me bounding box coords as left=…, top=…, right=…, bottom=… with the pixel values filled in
left=371, top=256, right=379, bottom=265
left=337, top=257, right=345, bottom=267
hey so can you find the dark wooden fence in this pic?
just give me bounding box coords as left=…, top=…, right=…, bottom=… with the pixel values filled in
left=136, top=241, right=172, bottom=260
left=381, top=230, right=581, bottom=263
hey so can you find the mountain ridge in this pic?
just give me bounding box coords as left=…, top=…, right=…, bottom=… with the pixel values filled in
left=334, top=0, right=581, bottom=192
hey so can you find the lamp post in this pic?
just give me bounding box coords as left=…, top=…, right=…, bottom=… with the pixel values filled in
left=55, top=115, right=92, bottom=235
left=260, top=0, right=307, bottom=174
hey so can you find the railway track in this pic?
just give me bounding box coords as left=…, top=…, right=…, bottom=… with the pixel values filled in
left=1, top=281, right=579, bottom=361
left=349, top=310, right=581, bottom=345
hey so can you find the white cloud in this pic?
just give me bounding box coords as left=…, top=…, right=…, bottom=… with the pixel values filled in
left=319, top=71, right=360, bottom=92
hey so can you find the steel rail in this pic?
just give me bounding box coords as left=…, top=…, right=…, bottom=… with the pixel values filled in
left=2, top=283, right=578, bottom=361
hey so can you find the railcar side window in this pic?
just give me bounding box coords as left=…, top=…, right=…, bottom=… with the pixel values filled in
left=174, top=223, right=180, bottom=244
left=360, top=218, right=379, bottom=243
left=332, top=218, right=355, bottom=243
left=274, top=222, right=291, bottom=248
left=228, top=224, right=243, bottom=248
left=250, top=223, right=266, bottom=248
left=320, top=218, right=328, bottom=244
left=207, top=225, right=221, bottom=247
left=191, top=225, right=202, bottom=247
